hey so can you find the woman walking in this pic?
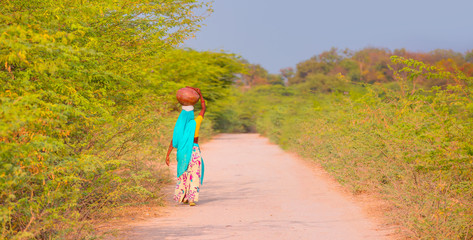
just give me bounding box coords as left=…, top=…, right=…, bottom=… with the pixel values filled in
left=166, top=87, right=205, bottom=206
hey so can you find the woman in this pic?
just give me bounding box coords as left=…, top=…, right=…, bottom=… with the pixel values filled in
left=165, top=87, right=205, bottom=206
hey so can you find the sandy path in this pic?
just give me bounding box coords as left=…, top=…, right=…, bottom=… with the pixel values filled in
left=129, top=134, right=393, bottom=240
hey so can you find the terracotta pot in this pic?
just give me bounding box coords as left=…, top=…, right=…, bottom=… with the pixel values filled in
left=176, top=87, right=199, bottom=106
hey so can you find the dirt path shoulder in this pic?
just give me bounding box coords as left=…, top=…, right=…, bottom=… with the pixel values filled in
left=127, top=134, right=397, bottom=240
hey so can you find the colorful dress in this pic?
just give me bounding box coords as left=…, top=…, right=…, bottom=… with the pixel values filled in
left=174, top=115, right=204, bottom=203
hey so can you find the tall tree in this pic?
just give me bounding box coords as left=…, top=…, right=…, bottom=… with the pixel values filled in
left=0, top=1, right=231, bottom=238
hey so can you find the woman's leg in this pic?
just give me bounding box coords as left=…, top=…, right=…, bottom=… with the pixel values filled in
left=173, top=146, right=202, bottom=204
left=186, top=147, right=202, bottom=204
left=174, top=172, right=188, bottom=203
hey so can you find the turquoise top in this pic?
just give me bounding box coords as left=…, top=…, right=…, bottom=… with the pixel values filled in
left=172, top=109, right=204, bottom=184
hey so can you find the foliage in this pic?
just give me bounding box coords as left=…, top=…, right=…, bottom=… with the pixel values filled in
left=235, top=61, right=285, bottom=87
left=155, top=48, right=243, bottom=105
left=0, top=1, right=242, bottom=239
left=217, top=57, right=473, bottom=239
left=288, top=47, right=473, bottom=89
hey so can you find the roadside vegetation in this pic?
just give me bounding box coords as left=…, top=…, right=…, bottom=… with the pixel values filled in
left=0, top=1, right=242, bottom=239
left=214, top=49, right=473, bottom=239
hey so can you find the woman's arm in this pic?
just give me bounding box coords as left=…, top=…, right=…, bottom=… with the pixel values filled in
left=165, top=139, right=173, bottom=166
left=187, top=86, right=206, bottom=117
left=197, top=88, right=206, bottom=117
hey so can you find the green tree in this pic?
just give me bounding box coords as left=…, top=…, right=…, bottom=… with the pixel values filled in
left=239, top=63, right=270, bottom=87
left=0, top=1, right=247, bottom=239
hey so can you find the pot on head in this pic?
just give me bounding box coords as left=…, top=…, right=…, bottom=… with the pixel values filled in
left=176, top=87, right=199, bottom=106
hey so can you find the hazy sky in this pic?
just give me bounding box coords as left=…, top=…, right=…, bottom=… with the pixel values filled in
left=184, top=0, right=473, bottom=73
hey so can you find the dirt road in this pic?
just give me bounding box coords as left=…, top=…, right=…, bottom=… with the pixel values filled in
left=129, top=134, right=393, bottom=240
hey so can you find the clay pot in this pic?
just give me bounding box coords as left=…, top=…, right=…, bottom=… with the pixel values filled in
left=176, top=87, right=199, bottom=106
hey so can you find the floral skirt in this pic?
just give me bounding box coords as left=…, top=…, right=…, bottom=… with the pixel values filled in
left=174, top=145, right=202, bottom=203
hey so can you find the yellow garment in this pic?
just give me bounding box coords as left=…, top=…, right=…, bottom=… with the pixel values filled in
left=194, top=115, right=203, bottom=137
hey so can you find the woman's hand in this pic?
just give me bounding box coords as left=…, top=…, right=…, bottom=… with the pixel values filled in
left=194, top=88, right=202, bottom=96
left=165, top=139, right=173, bottom=167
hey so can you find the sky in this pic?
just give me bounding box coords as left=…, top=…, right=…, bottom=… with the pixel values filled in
left=184, top=0, right=473, bottom=73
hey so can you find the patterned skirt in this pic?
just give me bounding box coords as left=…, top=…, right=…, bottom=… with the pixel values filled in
left=174, top=145, right=203, bottom=203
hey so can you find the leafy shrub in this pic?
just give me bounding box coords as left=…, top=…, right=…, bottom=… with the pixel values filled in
left=219, top=57, right=473, bottom=239
left=0, top=1, right=242, bottom=239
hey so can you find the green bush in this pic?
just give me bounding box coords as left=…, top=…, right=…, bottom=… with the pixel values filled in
left=219, top=57, right=473, bottom=239
left=0, top=1, right=242, bottom=239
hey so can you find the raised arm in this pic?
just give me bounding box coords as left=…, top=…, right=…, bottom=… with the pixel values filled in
left=187, top=87, right=206, bottom=117
left=197, top=88, right=206, bottom=117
